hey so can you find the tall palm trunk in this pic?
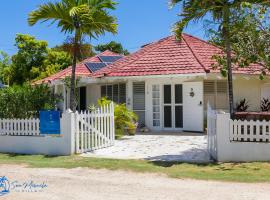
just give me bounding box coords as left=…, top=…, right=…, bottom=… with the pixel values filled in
left=70, top=26, right=80, bottom=112
left=223, top=6, right=234, bottom=118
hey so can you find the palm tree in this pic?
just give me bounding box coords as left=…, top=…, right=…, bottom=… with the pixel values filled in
left=170, top=0, right=266, bottom=117
left=28, top=0, right=117, bottom=111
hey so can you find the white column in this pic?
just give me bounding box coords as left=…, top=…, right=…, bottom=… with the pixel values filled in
left=126, top=80, right=133, bottom=110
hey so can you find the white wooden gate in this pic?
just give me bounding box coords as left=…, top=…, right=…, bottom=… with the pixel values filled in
left=207, top=104, right=217, bottom=160
left=75, top=103, right=115, bottom=153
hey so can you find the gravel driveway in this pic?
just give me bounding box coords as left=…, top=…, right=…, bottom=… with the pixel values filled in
left=1, top=165, right=270, bottom=200
left=83, top=133, right=210, bottom=162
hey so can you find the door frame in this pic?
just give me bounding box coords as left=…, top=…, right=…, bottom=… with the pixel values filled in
left=162, top=83, right=183, bottom=131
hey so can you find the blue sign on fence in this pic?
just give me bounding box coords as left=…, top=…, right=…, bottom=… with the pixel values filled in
left=40, top=111, right=61, bottom=134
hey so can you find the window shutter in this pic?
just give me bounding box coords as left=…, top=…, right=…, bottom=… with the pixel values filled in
left=107, top=85, right=113, bottom=100
left=101, top=86, right=106, bottom=97
left=113, top=84, right=119, bottom=103
left=204, top=81, right=215, bottom=94
left=133, top=82, right=145, bottom=110
left=119, top=84, right=126, bottom=104
left=217, top=81, right=227, bottom=94
left=133, top=82, right=145, bottom=126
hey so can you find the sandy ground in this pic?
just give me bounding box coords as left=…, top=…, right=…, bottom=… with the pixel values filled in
left=83, top=134, right=209, bottom=162
left=0, top=165, right=270, bottom=200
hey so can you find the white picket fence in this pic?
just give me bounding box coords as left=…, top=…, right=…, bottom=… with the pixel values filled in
left=230, top=119, right=270, bottom=142
left=207, top=104, right=217, bottom=160
left=75, top=103, right=115, bottom=153
left=0, top=118, right=40, bottom=136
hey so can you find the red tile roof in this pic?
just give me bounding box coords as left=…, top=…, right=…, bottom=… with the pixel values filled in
left=35, top=50, right=122, bottom=84
left=94, top=34, right=264, bottom=77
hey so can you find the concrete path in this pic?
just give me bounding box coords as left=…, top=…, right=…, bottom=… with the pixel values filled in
left=83, top=133, right=210, bottom=162
left=1, top=165, right=270, bottom=200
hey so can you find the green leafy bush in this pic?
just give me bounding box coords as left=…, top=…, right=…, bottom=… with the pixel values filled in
left=0, top=84, right=62, bottom=118
left=90, top=97, right=138, bottom=138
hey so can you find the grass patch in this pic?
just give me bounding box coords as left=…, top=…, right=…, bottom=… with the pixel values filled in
left=0, top=153, right=270, bottom=182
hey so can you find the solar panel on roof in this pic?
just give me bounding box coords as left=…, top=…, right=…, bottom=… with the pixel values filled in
left=85, top=62, right=107, bottom=72
left=98, top=56, right=123, bottom=63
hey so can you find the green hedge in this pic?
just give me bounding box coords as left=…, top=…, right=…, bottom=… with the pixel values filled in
left=0, top=84, right=62, bottom=118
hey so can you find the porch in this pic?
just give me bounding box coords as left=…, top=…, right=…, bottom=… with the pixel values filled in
left=55, top=74, right=270, bottom=133
left=82, top=132, right=209, bottom=163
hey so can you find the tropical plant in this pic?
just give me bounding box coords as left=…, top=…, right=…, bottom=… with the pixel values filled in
left=93, top=97, right=138, bottom=136
left=170, top=0, right=267, bottom=117
left=28, top=0, right=118, bottom=112
left=236, top=98, right=249, bottom=112
left=261, top=98, right=270, bottom=112
left=0, top=84, right=62, bottom=118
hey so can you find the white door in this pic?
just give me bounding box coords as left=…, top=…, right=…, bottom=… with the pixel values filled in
left=183, top=82, right=204, bottom=132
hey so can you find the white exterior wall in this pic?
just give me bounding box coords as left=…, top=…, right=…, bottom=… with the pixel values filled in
left=0, top=112, right=75, bottom=156
left=216, top=113, right=270, bottom=162
left=233, top=78, right=263, bottom=111
left=205, top=75, right=270, bottom=112
left=144, top=76, right=204, bottom=132
left=55, top=84, right=65, bottom=111
left=65, top=74, right=270, bottom=133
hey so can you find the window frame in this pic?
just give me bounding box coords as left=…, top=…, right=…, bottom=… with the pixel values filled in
left=100, top=83, right=126, bottom=104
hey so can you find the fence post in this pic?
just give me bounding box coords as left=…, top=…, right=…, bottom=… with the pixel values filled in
left=111, top=102, right=115, bottom=145
left=216, top=113, right=230, bottom=162
left=61, top=110, right=76, bottom=155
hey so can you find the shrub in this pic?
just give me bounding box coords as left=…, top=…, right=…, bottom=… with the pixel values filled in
left=236, top=99, right=249, bottom=112
left=89, top=97, right=138, bottom=138
left=0, top=84, right=62, bottom=118
left=261, top=98, right=270, bottom=112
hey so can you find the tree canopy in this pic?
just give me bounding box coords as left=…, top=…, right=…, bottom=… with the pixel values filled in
left=95, top=41, right=129, bottom=55
left=170, top=0, right=269, bottom=115
left=53, top=36, right=95, bottom=61
left=0, top=34, right=71, bottom=85
left=0, top=51, right=12, bottom=85
left=209, top=4, right=270, bottom=79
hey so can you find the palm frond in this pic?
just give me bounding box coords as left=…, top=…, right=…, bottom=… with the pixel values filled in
left=28, top=0, right=117, bottom=38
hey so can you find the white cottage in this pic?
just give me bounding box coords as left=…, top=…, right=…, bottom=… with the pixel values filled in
left=37, top=33, right=270, bottom=132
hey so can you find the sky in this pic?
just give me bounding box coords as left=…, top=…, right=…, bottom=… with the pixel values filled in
left=0, top=0, right=207, bottom=55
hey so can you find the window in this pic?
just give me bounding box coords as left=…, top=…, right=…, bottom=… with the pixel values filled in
left=204, top=81, right=228, bottom=111
left=152, top=85, right=160, bottom=127
left=163, top=85, right=172, bottom=128
left=101, top=83, right=126, bottom=104
left=175, top=84, right=183, bottom=128
left=133, top=82, right=146, bottom=126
